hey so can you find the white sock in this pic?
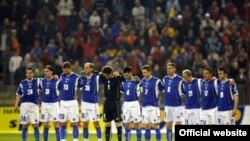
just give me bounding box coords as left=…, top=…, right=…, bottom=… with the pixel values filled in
left=73, top=139, right=78, bottom=141
left=61, top=139, right=66, bottom=141
left=97, top=139, right=102, bottom=141
left=84, top=139, right=89, bottom=141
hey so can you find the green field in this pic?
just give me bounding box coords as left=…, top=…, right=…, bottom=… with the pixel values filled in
left=0, top=133, right=169, bottom=141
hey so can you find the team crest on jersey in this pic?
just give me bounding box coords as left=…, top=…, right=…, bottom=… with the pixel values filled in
left=205, top=83, right=208, bottom=87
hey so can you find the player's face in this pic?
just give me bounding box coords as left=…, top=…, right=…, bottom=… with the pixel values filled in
left=123, top=72, right=132, bottom=80
left=63, top=68, right=71, bottom=75
left=142, top=69, right=151, bottom=79
left=182, top=73, right=191, bottom=83
left=103, top=73, right=112, bottom=79
left=26, top=69, right=34, bottom=80
left=84, top=64, right=93, bottom=75
left=203, top=70, right=212, bottom=81
left=218, top=70, right=226, bottom=80
left=44, top=68, right=52, bottom=79
left=167, top=65, right=175, bottom=76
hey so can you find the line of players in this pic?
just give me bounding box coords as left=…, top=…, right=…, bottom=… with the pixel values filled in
left=14, top=61, right=239, bottom=141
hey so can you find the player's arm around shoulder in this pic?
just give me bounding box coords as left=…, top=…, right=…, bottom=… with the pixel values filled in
left=229, top=78, right=236, bottom=85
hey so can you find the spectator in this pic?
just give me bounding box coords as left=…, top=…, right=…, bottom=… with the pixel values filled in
left=89, top=10, right=101, bottom=27
left=132, top=0, right=145, bottom=29
left=57, top=0, right=74, bottom=17
left=9, top=51, right=23, bottom=84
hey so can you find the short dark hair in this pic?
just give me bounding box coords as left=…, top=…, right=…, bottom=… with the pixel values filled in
left=218, top=67, right=227, bottom=74
left=203, top=67, right=212, bottom=73
left=62, top=61, right=71, bottom=69
left=102, top=66, right=113, bottom=74
left=26, top=67, right=34, bottom=72
left=45, top=65, right=53, bottom=71
left=123, top=66, right=132, bottom=73
left=167, top=62, right=176, bottom=68
left=142, top=65, right=151, bottom=71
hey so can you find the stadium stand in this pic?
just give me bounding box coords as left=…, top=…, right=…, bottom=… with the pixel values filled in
left=0, top=0, right=249, bottom=104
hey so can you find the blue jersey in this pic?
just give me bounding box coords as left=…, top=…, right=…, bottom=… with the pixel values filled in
left=16, top=78, right=40, bottom=104
left=39, top=78, right=60, bottom=103
left=162, top=75, right=183, bottom=106
left=121, top=80, right=140, bottom=102
left=78, top=74, right=100, bottom=103
left=217, top=80, right=238, bottom=111
left=140, top=77, right=163, bottom=107
left=182, top=78, right=201, bottom=109
left=59, top=73, right=79, bottom=101
left=200, top=79, right=218, bottom=110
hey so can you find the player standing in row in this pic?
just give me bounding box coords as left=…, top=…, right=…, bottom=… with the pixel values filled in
left=121, top=66, right=142, bottom=141
left=39, top=65, right=61, bottom=141
left=78, top=63, right=102, bottom=141
left=101, top=66, right=123, bottom=141
left=59, top=61, right=79, bottom=141
left=200, top=67, right=218, bottom=125
left=181, top=69, right=202, bottom=125
left=162, top=63, right=183, bottom=141
left=140, top=65, right=163, bottom=141
left=14, top=67, right=40, bottom=141
left=217, top=67, right=239, bottom=125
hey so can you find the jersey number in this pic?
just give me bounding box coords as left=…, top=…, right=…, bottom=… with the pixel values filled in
left=45, top=89, right=50, bottom=95
left=204, top=90, right=208, bottom=97
left=220, top=92, right=224, bottom=98
left=167, top=86, right=171, bottom=93
left=144, top=89, right=148, bottom=95
left=21, top=116, right=27, bottom=121
left=188, top=91, right=193, bottom=97
left=27, top=89, right=33, bottom=95
left=85, top=85, right=90, bottom=91
left=126, top=89, right=130, bottom=95
left=63, top=84, right=69, bottom=90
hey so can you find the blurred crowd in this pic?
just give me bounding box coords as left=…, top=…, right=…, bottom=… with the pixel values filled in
left=0, top=0, right=249, bottom=94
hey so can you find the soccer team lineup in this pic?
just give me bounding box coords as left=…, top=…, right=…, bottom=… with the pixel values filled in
left=13, top=61, right=239, bottom=141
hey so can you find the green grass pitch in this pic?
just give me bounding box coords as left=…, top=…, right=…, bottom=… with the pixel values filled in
left=0, top=133, right=170, bottom=141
